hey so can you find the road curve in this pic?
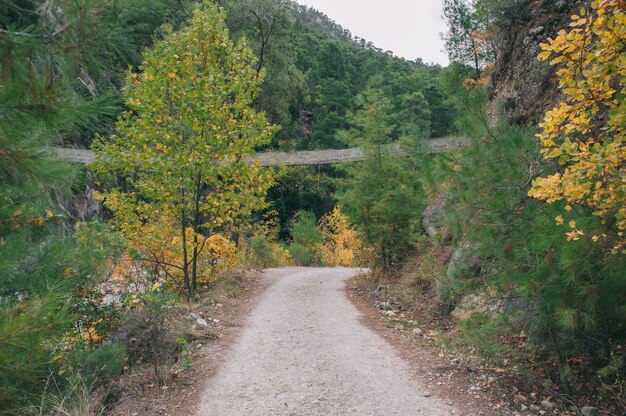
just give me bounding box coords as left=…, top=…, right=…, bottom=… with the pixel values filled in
left=195, top=267, right=456, bottom=416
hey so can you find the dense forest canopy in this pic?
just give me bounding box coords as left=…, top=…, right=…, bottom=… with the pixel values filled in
left=1, top=0, right=624, bottom=413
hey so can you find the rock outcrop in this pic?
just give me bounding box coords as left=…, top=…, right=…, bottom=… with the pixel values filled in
left=489, top=0, right=584, bottom=124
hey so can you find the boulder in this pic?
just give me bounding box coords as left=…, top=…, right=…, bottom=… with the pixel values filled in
left=421, top=196, right=447, bottom=238
left=436, top=240, right=480, bottom=314
left=581, top=406, right=598, bottom=416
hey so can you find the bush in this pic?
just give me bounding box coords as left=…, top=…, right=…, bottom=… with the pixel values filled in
left=112, top=291, right=179, bottom=383
left=113, top=309, right=176, bottom=383
left=0, top=292, right=70, bottom=411
left=0, top=221, right=124, bottom=412
left=318, top=206, right=371, bottom=267
left=436, top=89, right=626, bottom=389
left=249, top=234, right=290, bottom=269
left=78, top=342, right=127, bottom=383
left=287, top=211, right=323, bottom=265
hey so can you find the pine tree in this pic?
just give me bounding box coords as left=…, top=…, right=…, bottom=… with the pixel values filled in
left=338, top=88, right=428, bottom=269
left=0, top=0, right=194, bottom=409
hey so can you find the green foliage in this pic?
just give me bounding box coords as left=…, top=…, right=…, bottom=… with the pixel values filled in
left=267, top=165, right=339, bottom=239
left=338, top=88, right=428, bottom=269
left=0, top=291, right=70, bottom=411
left=435, top=86, right=626, bottom=386
left=249, top=234, right=287, bottom=268
left=452, top=312, right=520, bottom=366
left=442, top=0, right=500, bottom=78
left=0, top=221, right=124, bottom=412
left=113, top=291, right=178, bottom=382
left=177, top=337, right=192, bottom=371
left=93, top=1, right=277, bottom=298
left=78, top=342, right=128, bottom=383
left=1, top=0, right=198, bottom=408
left=224, top=0, right=307, bottom=136
left=288, top=211, right=324, bottom=265
left=222, top=0, right=457, bottom=234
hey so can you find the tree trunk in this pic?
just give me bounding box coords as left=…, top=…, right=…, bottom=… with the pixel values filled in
left=180, top=190, right=192, bottom=298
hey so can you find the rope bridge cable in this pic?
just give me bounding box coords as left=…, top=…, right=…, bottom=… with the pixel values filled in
left=55, top=136, right=469, bottom=167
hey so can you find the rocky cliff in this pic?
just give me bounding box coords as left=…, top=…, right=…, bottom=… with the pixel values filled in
left=488, top=0, right=585, bottom=124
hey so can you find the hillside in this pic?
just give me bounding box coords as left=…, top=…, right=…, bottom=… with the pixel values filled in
left=1, top=0, right=624, bottom=414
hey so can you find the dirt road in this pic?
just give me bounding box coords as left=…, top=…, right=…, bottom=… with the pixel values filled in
left=195, top=267, right=457, bottom=415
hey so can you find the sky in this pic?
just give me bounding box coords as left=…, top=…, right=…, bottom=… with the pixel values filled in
left=294, top=0, right=449, bottom=66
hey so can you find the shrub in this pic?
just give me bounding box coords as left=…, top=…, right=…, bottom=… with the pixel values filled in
left=113, top=291, right=178, bottom=383
left=437, top=94, right=626, bottom=389
left=249, top=234, right=291, bottom=269
left=318, top=206, right=371, bottom=267
left=78, top=342, right=127, bottom=383
left=287, top=211, right=324, bottom=265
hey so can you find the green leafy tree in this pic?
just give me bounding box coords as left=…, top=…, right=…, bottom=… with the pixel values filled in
left=224, top=0, right=308, bottom=144
left=93, top=1, right=277, bottom=298
left=442, top=0, right=496, bottom=78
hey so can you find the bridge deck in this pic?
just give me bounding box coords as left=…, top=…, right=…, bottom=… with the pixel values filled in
left=56, top=137, right=468, bottom=167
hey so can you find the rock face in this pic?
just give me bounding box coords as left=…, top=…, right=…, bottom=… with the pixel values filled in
left=421, top=196, right=447, bottom=239
left=436, top=241, right=480, bottom=313
left=445, top=241, right=480, bottom=282
left=57, top=171, right=102, bottom=227
left=489, top=0, right=583, bottom=124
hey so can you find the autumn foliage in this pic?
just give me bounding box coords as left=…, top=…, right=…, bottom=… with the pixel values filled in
left=93, top=2, right=276, bottom=297
left=528, top=0, right=626, bottom=254
left=318, top=206, right=370, bottom=267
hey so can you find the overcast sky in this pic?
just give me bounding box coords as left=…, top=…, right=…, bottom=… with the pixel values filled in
left=294, top=0, right=449, bottom=66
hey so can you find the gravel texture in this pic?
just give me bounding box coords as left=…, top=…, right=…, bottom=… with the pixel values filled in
left=195, top=267, right=456, bottom=415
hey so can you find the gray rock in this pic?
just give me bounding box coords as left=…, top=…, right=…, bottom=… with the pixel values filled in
left=423, top=391, right=431, bottom=397
left=446, top=241, right=480, bottom=280
left=435, top=240, right=480, bottom=314
left=185, top=312, right=200, bottom=322
left=556, top=0, right=568, bottom=11
left=581, top=406, right=599, bottom=416
left=377, top=301, right=393, bottom=311
left=421, top=196, right=447, bottom=238
left=529, top=26, right=545, bottom=37
left=196, top=317, right=209, bottom=327
left=541, top=400, right=556, bottom=411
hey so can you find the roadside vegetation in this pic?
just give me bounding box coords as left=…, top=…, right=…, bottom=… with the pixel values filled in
left=359, top=0, right=625, bottom=411
left=1, top=0, right=623, bottom=414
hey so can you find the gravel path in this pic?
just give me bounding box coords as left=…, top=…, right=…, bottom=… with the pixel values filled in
left=195, top=267, right=457, bottom=416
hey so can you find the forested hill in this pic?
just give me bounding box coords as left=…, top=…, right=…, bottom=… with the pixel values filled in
left=221, top=0, right=456, bottom=151
left=2, top=0, right=625, bottom=413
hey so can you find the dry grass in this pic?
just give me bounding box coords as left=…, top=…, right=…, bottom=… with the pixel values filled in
left=28, top=377, right=107, bottom=416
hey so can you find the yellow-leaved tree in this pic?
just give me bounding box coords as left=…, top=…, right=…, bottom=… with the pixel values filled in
left=92, top=2, right=276, bottom=297
left=528, top=0, right=625, bottom=254
left=319, top=206, right=371, bottom=267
